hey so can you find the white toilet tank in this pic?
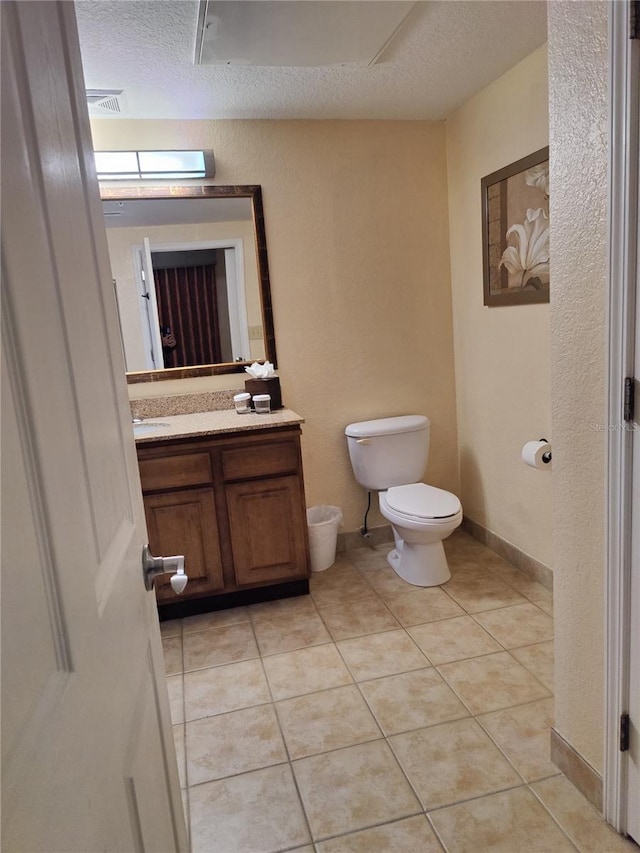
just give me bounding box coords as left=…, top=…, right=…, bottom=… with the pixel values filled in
left=345, top=415, right=430, bottom=491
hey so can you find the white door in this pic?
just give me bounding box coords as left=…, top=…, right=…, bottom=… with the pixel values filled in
left=142, top=237, right=166, bottom=369
left=0, top=3, right=187, bottom=850
left=625, top=8, right=640, bottom=841
left=224, top=244, right=251, bottom=362
left=629, top=284, right=640, bottom=844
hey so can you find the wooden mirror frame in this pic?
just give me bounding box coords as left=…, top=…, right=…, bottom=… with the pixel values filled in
left=100, top=184, right=277, bottom=384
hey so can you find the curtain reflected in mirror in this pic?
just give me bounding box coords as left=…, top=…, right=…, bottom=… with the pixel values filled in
left=154, top=251, right=227, bottom=367
left=100, top=186, right=276, bottom=383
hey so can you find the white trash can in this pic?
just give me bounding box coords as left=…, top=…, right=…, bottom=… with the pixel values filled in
left=306, top=505, right=343, bottom=572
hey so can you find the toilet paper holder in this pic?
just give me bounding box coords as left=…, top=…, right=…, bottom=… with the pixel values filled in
left=538, top=438, right=552, bottom=464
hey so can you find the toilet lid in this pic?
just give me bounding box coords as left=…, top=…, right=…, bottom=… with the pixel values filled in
left=385, top=483, right=461, bottom=520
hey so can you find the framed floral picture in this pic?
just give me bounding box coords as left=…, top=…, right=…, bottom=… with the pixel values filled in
left=481, top=147, right=549, bottom=307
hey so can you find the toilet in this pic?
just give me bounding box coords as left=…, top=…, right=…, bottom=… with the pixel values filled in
left=345, top=415, right=462, bottom=586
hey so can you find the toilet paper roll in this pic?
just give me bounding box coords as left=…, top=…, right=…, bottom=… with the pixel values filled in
left=521, top=440, right=552, bottom=469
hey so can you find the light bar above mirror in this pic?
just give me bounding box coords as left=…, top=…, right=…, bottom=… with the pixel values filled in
left=95, top=150, right=215, bottom=181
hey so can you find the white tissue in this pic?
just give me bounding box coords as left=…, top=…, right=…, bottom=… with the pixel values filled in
left=245, top=361, right=276, bottom=379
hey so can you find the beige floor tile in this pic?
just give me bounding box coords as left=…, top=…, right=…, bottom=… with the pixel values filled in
left=181, top=789, right=189, bottom=848
left=173, top=724, right=186, bottom=788
left=489, top=564, right=553, bottom=604
left=316, top=815, right=442, bottom=852
left=347, top=547, right=391, bottom=571
left=160, top=618, right=182, bottom=638
left=477, top=698, right=557, bottom=782
left=511, top=641, right=554, bottom=692
left=437, top=652, right=551, bottom=714
left=471, top=551, right=523, bottom=574
left=443, top=575, right=527, bottom=613
left=428, top=785, right=575, bottom=852
left=310, top=563, right=378, bottom=607
left=444, top=533, right=503, bottom=567
left=263, top=643, right=353, bottom=700
left=318, top=597, right=399, bottom=641
left=186, top=704, right=287, bottom=785
left=360, top=565, right=416, bottom=596
left=389, top=718, right=521, bottom=810
left=444, top=536, right=496, bottom=579
left=184, top=659, right=271, bottom=721
left=359, top=667, right=469, bottom=735
left=162, top=636, right=183, bottom=675
left=382, top=587, right=465, bottom=626
left=166, top=674, right=184, bottom=724
left=189, top=764, right=310, bottom=853
left=253, top=610, right=331, bottom=656
left=248, top=594, right=318, bottom=623
left=408, top=615, right=502, bottom=664
left=473, top=602, right=554, bottom=649
left=182, top=622, right=258, bottom=671
left=293, top=740, right=421, bottom=840
left=276, top=684, right=382, bottom=759
left=446, top=555, right=494, bottom=581
left=532, top=775, right=637, bottom=852
left=443, top=530, right=485, bottom=555
left=536, top=597, right=554, bottom=617
left=337, top=629, right=430, bottom=682
left=182, top=606, right=249, bottom=633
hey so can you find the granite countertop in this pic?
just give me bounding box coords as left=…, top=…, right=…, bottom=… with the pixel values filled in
left=133, top=407, right=305, bottom=444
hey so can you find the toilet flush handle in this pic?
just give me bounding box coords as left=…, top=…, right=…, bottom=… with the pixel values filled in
left=356, top=438, right=371, bottom=445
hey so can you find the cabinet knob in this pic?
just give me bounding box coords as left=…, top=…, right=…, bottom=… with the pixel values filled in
left=142, top=545, right=188, bottom=593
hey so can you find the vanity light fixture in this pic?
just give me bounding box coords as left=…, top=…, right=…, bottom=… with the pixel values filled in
left=94, top=150, right=215, bottom=181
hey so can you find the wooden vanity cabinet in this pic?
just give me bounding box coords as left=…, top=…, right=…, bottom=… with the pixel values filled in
left=136, top=425, right=310, bottom=612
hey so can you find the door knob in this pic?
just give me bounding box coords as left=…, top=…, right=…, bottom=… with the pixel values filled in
left=142, top=545, right=188, bottom=594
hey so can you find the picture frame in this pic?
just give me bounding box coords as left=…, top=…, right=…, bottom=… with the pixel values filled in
left=481, top=146, right=549, bottom=307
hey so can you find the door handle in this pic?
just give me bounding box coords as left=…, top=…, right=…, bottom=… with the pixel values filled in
left=142, top=545, right=188, bottom=594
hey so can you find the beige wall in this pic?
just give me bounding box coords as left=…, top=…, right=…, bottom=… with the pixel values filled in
left=446, top=45, right=552, bottom=569
left=548, top=1, right=609, bottom=773
left=92, top=120, right=459, bottom=530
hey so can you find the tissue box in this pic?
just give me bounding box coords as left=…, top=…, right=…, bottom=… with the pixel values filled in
left=244, top=377, right=282, bottom=410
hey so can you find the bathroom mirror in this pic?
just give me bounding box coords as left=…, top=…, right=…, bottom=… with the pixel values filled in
left=101, top=185, right=276, bottom=383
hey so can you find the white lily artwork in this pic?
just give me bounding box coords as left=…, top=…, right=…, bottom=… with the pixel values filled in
left=500, top=207, right=549, bottom=291
left=524, top=163, right=550, bottom=198
left=481, top=147, right=550, bottom=306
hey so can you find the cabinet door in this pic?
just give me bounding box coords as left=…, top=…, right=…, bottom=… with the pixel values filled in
left=226, top=476, right=310, bottom=587
left=144, top=488, right=224, bottom=602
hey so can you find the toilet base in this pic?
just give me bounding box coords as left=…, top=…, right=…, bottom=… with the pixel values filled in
left=387, top=539, right=451, bottom=587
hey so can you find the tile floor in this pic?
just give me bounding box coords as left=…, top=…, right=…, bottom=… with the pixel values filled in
left=161, top=531, right=636, bottom=853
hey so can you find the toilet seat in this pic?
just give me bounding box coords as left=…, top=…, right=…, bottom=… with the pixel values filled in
left=385, top=483, right=461, bottom=520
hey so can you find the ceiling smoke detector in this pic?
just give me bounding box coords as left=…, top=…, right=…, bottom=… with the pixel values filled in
left=86, top=89, right=126, bottom=116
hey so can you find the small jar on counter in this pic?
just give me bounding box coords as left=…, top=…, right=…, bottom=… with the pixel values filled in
left=233, top=392, right=251, bottom=414
left=253, top=394, right=271, bottom=414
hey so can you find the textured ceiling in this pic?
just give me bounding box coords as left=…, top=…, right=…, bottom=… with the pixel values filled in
left=76, top=0, right=547, bottom=121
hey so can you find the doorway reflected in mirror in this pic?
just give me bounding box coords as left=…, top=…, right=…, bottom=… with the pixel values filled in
left=101, top=186, right=276, bottom=383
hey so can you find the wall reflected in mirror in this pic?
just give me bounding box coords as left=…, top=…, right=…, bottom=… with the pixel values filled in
left=103, top=195, right=267, bottom=377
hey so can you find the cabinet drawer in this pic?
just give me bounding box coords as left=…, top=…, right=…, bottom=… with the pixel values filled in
left=221, top=440, right=299, bottom=482
left=139, top=452, right=212, bottom=492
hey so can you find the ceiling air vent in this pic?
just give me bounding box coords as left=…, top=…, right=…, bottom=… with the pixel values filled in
left=86, top=89, right=126, bottom=116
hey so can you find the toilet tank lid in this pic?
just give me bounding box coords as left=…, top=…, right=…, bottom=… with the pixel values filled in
left=345, top=415, right=429, bottom=438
